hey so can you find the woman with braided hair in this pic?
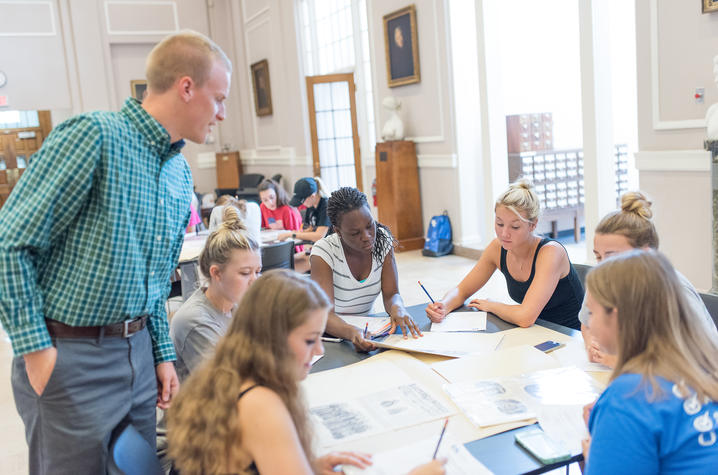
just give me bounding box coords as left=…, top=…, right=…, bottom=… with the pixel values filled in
left=310, top=187, right=422, bottom=352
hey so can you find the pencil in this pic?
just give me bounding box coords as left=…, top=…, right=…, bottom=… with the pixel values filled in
left=363, top=322, right=368, bottom=338
left=418, top=281, right=435, bottom=304
left=432, top=418, right=449, bottom=459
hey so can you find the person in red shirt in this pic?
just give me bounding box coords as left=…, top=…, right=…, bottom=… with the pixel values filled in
left=258, top=179, right=303, bottom=231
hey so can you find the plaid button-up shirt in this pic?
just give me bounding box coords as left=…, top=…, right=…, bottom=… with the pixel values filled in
left=0, top=98, right=192, bottom=363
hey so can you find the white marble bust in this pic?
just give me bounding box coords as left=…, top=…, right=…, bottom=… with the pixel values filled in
left=381, top=96, right=405, bottom=141
left=706, top=54, right=718, bottom=140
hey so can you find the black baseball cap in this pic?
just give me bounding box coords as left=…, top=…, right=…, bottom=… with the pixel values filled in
left=289, top=177, right=318, bottom=207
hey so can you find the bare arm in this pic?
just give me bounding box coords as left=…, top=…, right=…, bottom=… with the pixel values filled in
left=470, top=242, right=566, bottom=327
left=310, top=255, right=375, bottom=351
left=380, top=249, right=421, bottom=338
left=425, top=239, right=501, bottom=322
left=278, top=225, right=329, bottom=243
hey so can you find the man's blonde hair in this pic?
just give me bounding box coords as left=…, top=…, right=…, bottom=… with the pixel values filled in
left=146, top=30, right=232, bottom=93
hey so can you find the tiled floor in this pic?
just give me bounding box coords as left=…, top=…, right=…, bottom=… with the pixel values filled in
left=0, top=242, right=587, bottom=474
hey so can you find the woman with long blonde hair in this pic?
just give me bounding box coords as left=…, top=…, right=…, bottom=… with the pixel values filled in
left=582, top=250, right=718, bottom=473
left=167, top=270, right=445, bottom=475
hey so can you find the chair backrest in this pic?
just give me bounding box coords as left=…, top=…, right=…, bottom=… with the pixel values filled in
left=572, top=263, right=592, bottom=288
left=261, top=240, right=295, bottom=272
left=239, top=173, right=265, bottom=189
left=107, top=422, right=164, bottom=475
left=699, top=292, right=718, bottom=328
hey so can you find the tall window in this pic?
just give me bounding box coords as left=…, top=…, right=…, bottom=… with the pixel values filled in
left=299, top=0, right=376, bottom=183
left=0, top=111, right=38, bottom=129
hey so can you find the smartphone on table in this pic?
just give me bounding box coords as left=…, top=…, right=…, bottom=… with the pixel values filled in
left=534, top=340, right=564, bottom=353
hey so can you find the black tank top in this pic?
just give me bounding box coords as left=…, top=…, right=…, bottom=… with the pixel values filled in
left=238, top=385, right=260, bottom=475
left=499, top=238, right=583, bottom=330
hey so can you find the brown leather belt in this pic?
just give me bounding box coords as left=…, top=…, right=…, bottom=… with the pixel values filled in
left=45, top=316, right=148, bottom=339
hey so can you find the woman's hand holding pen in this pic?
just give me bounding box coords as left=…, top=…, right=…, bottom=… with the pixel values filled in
left=425, top=302, right=447, bottom=322
left=350, top=328, right=376, bottom=352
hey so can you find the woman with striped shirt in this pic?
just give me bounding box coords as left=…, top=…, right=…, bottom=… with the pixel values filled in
left=310, top=187, right=422, bottom=351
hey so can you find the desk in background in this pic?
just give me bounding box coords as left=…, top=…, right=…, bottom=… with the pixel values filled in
left=311, top=303, right=585, bottom=475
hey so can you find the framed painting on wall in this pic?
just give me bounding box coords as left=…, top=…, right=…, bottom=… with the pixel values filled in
left=383, top=4, right=420, bottom=87
left=703, top=0, right=718, bottom=13
left=130, top=80, right=147, bottom=102
left=251, top=59, right=273, bottom=116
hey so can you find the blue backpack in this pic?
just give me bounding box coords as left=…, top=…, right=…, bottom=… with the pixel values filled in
left=422, top=212, right=453, bottom=257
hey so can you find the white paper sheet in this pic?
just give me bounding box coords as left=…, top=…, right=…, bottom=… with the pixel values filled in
left=342, top=436, right=492, bottom=475
left=430, top=311, right=487, bottom=332
left=374, top=332, right=502, bottom=358
left=339, top=315, right=392, bottom=337
left=311, top=354, right=324, bottom=366
left=309, top=383, right=454, bottom=446
left=537, top=404, right=589, bottom=455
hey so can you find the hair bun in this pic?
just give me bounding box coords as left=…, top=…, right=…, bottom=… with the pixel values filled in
left=221, top=205, right=247, bottom=232
left=620, top=191, right=653, bottom=220
left=512, top=178, right=534, bottom=191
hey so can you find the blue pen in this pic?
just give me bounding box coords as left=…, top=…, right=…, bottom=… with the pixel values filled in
left=418, top=281, right=435, bottom=304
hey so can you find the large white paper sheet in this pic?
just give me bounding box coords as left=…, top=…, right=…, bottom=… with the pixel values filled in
left=338, top=315, right=391, bottom=337
left=374, top=332, right=502, bottom=358
left=310, top=383, right=453, bottom=446
left=430, top=311, right=487, bottom=332
left=342, top=436, right=492, bottom=475
left=444, top=367, right=603, bottom=428
left=537, top=404, right=589, bottom=455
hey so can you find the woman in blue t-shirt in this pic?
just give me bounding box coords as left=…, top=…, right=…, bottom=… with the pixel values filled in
left=582, top=250, right=718, bottom=473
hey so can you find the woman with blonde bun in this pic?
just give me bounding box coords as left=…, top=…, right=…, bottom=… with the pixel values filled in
left=426, top=179, right=583, bottom=329
left=581, top=250, right=718, bottom=473
left=581, top=191, right=717, bottom=368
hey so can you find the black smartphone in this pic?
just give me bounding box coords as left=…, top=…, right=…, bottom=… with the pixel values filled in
left=534, top=340, right=564, bottom=353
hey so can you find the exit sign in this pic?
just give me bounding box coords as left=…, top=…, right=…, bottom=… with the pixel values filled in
left=0, top=96, right=7, bottom=107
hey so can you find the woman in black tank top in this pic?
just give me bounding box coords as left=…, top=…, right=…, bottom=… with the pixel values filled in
left=426, top=180, right=583, bottom=330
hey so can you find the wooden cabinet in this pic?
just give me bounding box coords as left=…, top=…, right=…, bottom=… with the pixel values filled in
left=215, top=151, right=242, bottom=189
left=506, top=113, right=553, bottom=153
left=375, top=140, right=424, bottom=251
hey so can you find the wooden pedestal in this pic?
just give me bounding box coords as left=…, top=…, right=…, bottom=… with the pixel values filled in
left=375, top=140, right=424, bottom=251
left=215, top=151, right=242, bottom=189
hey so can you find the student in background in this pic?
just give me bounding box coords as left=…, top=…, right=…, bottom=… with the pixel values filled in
left=186, top=203, right=202, bottom=233
left=581, top=192, right=717, bottom=368
left=171, top=206, right=261, bottom=382
left=167, top=270, right=446, bottom=475
left=426, top=180, right=583, bottom=330
left=581, top=250, right=718, bottom=473
left=278, top=177, right=331, bottom=273
left=258, top=179, right=303, bottom=231
left=311, top=187, right=421, bottom=352
left=209, top=195, right=261, bottom=245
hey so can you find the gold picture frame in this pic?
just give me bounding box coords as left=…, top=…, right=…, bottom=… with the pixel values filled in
left=251, top=59, right=273, bottom=116
left=703, top=0, right=718, bottom=13
left=130, top=79, right=147, bottom=102
left=383, top=4, right=420, bottom=87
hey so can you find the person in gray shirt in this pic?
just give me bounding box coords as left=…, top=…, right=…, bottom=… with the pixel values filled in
left=172, top=205, right=261, bottom=381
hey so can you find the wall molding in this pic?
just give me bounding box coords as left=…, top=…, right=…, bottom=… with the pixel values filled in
left=362, top=153, right=457, bottom=169
left=0, top=0, right=56, bottom=37
left=104, top=1, right=179, bottom=36
left=635, top=149, right=710, bottom=172
left=239, top=148, right=311, bottom=167
left=649, top=0, right=705, bottom=131
left=242, top=4, right=269, bottom=25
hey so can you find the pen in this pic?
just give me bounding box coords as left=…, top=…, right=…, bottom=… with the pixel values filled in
left=363, top=322, right=368, bottom=338
left=432, top=418, right=449, bottom=459
left=418, top=281, right=435, bottom=304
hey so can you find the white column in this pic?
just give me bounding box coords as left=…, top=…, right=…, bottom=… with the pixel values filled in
left=579, top=0, right=616, bottom=261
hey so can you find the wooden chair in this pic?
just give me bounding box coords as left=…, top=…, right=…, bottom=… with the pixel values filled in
left=699, top=292, right=718, bottom=329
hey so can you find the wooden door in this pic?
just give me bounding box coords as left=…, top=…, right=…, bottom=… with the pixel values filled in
left=306, top=74, right=363, bottom=192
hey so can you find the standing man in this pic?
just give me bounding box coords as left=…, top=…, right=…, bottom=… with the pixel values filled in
left=0, top=30, right=231, bottom=474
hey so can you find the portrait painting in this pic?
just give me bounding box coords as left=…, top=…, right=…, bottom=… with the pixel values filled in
left=703, top=0, right=718, bottom=13
left=130, top=80, right=147, bottom=102
left=251, top=59, right=273, bottom=116
left=383, top=4, right=420, bottom=87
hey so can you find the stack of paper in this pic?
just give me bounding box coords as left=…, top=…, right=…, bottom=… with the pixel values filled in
left=374, top=332, right=503, bottom=358
left=430, top=311, right=487, bottom=332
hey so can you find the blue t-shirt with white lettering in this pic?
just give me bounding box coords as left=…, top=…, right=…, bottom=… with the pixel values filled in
left=587, top=373, right=718, bottom=474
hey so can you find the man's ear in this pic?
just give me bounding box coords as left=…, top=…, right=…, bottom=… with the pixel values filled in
left=177, top=76, right=194, bottom=103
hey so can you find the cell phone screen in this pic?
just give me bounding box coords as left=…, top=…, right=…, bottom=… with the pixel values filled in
left=534, top=340, right=562, bottom=353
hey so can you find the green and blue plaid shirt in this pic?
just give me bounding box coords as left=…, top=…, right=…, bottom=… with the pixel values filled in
left=0, top=98, right=193, bottom=363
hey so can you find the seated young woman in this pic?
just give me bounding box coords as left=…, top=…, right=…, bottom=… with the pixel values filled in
left=426, top=180, right=583, bottom=330
left=258, top=178, right=303, bottom=231
left=581, top=192, right=717, bottom=368
left=167, top=270, right=446, bottom=475
left=311, top=187, right=421, bottom=352
left=581, top=250, right=718, bottom=473
left=277, top=177, right=331, bottom=273
left=171, top=206, right=261, bottom=382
